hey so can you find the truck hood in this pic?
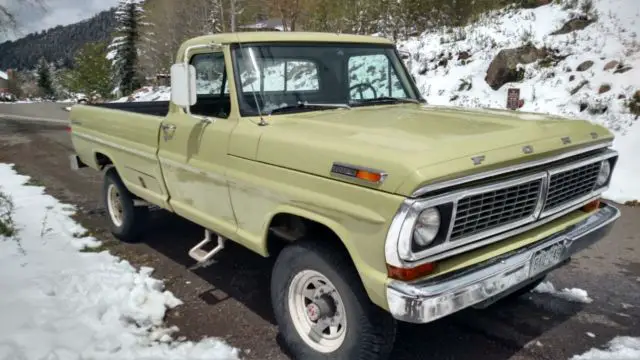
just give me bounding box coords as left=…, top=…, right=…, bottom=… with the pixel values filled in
left=253, top=104, right=613, bottom=197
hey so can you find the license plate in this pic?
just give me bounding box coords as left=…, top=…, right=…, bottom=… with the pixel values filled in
left=530, top=242, right=566, bottom=277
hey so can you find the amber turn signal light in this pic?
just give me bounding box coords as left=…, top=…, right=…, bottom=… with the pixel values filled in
left=387, top=262, right=437, bottom=281
left=355, top=170, right=383, bottom=183
left=582, top=199, right=601, bottom=212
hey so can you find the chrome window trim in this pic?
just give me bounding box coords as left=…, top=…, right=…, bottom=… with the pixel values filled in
left=386, top=146, right=619, bottom=269
left=410, top=141, right=613, bottom=198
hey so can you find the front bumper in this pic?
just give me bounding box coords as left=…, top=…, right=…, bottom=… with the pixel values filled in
left=386, top=202, right=620, bottom=324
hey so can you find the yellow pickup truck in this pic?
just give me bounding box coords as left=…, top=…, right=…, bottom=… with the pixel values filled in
left=69, top=32, right=621, bottom=359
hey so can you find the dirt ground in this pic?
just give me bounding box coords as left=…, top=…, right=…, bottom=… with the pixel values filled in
left=0, top=103, right=639, bottom=360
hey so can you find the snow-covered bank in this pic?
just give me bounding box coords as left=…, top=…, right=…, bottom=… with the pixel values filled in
left=398, top=0, right=639, bottom=202
left=0, top=164, right=239, bottom=359
left=113, top=86, right=171, bottom=102
left=533, top=281, right=593, bottom=303
left=571, top=336, right=640, bottom=359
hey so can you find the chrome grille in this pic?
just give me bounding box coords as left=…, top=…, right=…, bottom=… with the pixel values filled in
left=451, top=180, right=542, bottom=240
left=543, top=162, right=601, bottom=211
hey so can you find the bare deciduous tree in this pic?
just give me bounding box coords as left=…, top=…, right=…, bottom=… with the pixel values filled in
left=0, top=0, right=46, bottom=36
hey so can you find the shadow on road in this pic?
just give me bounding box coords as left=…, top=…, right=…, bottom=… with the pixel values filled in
left=142, top=211, right=586, bottom=360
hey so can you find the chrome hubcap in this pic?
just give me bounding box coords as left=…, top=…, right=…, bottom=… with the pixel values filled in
left=106, top=184, right=124, bottom=227
left=288, top=270, right=347, bottom=353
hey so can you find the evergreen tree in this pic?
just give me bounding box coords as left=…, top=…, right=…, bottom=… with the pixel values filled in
left=36, top=57, right=54, bottom=98
left=62, top=42, right=113, bottom=99
left=110, top=0, right=146, bottom=96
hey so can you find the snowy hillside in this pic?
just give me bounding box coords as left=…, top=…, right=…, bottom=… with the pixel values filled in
left=398, top=0, right=639, bottom=203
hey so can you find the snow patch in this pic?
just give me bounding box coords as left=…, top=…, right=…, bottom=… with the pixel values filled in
left=570, top=336, right=640, bottom=360
left=533, top=281, right=593, bottom=303
left=0, top=164, right=239, bottom=359
left=113, top=86, right=171, bottom=102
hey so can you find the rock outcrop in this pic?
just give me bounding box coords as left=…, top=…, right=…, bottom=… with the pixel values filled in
left=485, top=45, right=547, bottom=90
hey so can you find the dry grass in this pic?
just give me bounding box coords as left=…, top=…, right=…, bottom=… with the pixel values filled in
left=0, top=190, right=16, bottom=237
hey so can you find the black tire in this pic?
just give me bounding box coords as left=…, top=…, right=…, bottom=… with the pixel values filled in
left=271, top=239, right=397, bottom=360
left=102, top=168, right=148, bottom=243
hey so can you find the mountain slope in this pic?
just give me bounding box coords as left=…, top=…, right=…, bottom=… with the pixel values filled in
left=397, top=0, right=639, bottom=202
left=0, top=8, right=116, bottom=71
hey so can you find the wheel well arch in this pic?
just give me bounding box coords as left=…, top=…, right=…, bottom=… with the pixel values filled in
left=265, top=211, right=353, bottom=263
left=94, top=151, right=114, bottom=170
left=264, top=210, right=384, bottom=305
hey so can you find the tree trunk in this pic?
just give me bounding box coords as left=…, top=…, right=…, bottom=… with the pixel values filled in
left=230, top=0, right=236, bottom=32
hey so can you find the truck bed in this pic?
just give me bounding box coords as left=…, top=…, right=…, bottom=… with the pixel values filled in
left=89, top=101, right=169, bottom=117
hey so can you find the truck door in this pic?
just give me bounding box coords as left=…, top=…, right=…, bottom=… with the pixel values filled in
left=157, top=48, right=238, bottom=239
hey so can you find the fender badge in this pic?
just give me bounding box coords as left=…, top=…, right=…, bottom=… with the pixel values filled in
left=471, top=155, right=485, bottom=166
left=561, top=136, right=571, bottom=145
left=522, top=145, right=534, bottom=154
left=590, top=132, right=599, bottom=139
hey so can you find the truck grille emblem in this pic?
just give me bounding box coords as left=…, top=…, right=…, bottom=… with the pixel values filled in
left=522, top=145, right=534, bottom=154
left=471, top=155, right=485, bottom=166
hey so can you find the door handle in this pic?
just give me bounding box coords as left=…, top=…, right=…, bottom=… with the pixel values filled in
left=161, top=123, right=176, bottom=141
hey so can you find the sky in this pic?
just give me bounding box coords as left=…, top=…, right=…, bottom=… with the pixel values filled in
left=0, top=0, right=119, bottom=41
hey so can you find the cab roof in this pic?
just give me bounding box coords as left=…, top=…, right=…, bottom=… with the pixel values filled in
left=182, top=31, right=395, bottom=47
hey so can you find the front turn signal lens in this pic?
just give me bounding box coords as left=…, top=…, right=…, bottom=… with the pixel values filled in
left=355, top=170, right=384, bottom=183
left=387, top=262, right=437, bottom=281
left=583, top=199, right=601, bottom=212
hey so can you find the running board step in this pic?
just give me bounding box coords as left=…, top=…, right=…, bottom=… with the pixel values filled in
left=188, top=229, right=225, bottom=269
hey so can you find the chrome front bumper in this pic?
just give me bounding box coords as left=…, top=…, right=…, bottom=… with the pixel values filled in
left=386, top=202, right=621, bottom=324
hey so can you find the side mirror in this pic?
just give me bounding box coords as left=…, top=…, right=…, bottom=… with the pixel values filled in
left=170, top=63, right=196, bottom=107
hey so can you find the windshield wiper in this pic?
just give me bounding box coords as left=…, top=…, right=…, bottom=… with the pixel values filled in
left=269, top=102, right=351, bottom=115
left=350, top=97, right=421, bottom=105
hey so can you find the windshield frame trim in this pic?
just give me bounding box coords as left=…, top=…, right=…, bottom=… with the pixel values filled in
left=230, top=41, right=424, bottom=118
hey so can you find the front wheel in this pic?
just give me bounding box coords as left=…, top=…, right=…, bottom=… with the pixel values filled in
left=271, top=240, right=396, bottom=360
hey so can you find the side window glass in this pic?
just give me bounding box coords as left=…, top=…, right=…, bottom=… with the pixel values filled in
left=348, top=54, right=407, bottom=101
left=237, top=59, right=320, bottom=93
left=190, top=52, right=230, bottom=118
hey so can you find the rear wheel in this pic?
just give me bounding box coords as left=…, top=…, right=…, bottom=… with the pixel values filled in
left=102, top=168, right=148, bottom=243
left=271, top=240, right=396, bottom=360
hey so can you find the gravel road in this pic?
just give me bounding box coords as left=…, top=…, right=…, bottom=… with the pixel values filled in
left=1, top=102, right=638, bottom=360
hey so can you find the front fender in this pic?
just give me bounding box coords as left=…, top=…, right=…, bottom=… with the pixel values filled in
left=263, top=204, right=394, bottom=310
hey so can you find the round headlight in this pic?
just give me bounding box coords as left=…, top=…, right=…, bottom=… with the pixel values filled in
left=413, top=207, right=441, bottom=247
left=596, top=160, right=611, bottom=187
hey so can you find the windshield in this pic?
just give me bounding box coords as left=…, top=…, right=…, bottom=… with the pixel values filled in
left=231, top=42, right=422, bottom=116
